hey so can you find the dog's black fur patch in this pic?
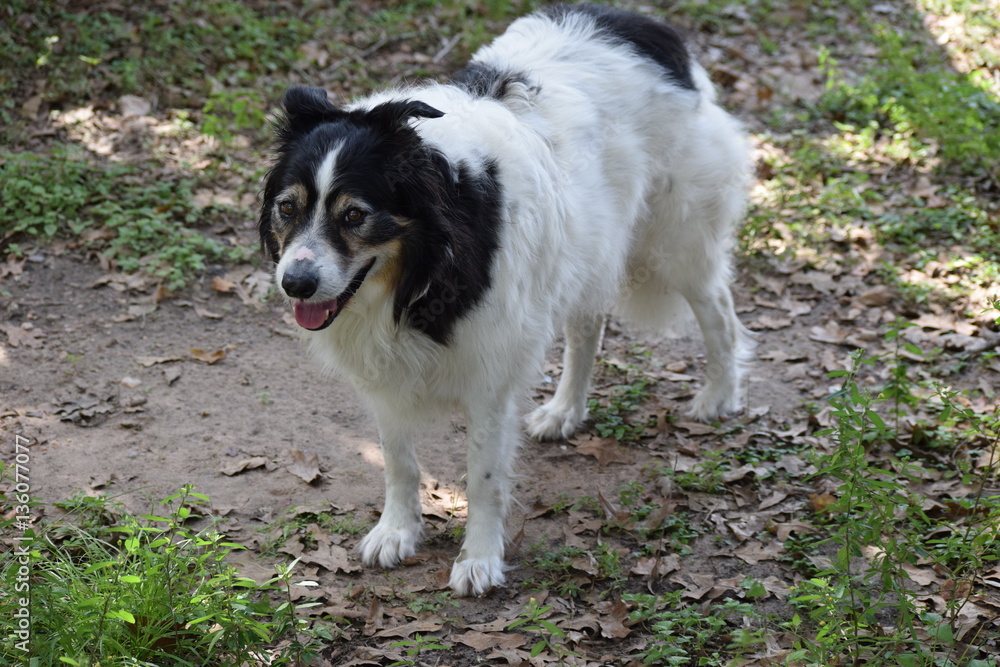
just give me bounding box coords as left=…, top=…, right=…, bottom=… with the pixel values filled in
left=543, top=3, right=695, bottom=91
left=260, top=87, right=504, bottom=346
left=451, top=62, right=530, bottom=100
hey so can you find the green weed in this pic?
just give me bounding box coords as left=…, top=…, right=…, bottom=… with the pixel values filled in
left=787, top=353, right=1000, bottom=665
left=0, top=486, right=329, bottom=665
left=623, top=591, right=769, bottom=665
left=587, top=363, right=655, bottom=443
left=820, top=21, right=1000, bottom=171
left=404, top=591, right=460, bottom=616
left=0, top=145, right=247, bottom=289
left=0, top=0, right=313, bottom=143
left=257, top=506, right=369, bottom=557
left=389, top=633, right=451, bottom=667
left=507, top=597, right=581, bottom=662
left=661, top=450, right=732, bottom=494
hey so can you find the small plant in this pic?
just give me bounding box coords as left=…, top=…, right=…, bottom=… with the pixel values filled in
left=389, top=633, right=451, bottom=667
left=526, top=545, right=589, bottom=598
left=405, top=591, right=460, bottom=616
left=257, top=507, right=369, bottom=557
left=507, top=597, right=580, bottom=663
left=550, top=491, right=600, bottom=514
left=623, top=592, right=769, bottom=666
left=787, top=353, right=1000, bottom=665
left=0, top=145, right=247, bottom=289
left=1, top=486, right=327, bottom=665
left=588, top=373, right=654, bottom=443
left=662, top=450, right=732, bottom=494
left=819, top=20, right=1000, bottom=171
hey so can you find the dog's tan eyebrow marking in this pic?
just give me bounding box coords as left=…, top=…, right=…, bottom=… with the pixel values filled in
left=332, top=193, right=371, bottom=216
left=276, top=183, right=307, bottom=209
left=270, top=184, right=308, bottom=252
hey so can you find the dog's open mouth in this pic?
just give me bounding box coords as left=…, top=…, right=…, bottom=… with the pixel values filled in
left=292, top=259, right=376, bottom=331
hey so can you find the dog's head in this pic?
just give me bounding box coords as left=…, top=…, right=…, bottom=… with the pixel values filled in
left=259, top=86, right=445, bottom=331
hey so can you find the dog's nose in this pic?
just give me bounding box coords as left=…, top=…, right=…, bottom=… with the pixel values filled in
left=281, top=266, right=319, bottom=299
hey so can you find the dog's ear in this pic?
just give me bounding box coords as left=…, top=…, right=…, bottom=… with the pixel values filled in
left=363, top=99, right=444, bottom=132
left=275, top=86, right=343, bottom=138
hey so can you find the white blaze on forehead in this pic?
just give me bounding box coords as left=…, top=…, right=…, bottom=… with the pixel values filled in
left=314, top=148, right=340, bottom=209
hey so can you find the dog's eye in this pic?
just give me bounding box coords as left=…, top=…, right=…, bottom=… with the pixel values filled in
left=344, top=208, right=365, bottom=225
left=279, top=201, right=297, bottom=217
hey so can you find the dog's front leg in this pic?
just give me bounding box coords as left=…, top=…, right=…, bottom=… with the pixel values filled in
left=449, top=392, right=517, bottom=596
left=358, top=410, right=423, bottom=568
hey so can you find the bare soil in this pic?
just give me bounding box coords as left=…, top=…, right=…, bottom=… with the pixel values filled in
left=2, top=243, right=855, bottom=663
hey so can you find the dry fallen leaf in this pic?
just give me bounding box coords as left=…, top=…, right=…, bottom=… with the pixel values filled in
left=758, top=489, right=790, bottom=510
left=118, top=94, right=152, bottom=117
left=0, top=257, right=26, bottom=279
left=733, top=540, right=784, bottom=565
left=914, top=312, right=977, bottom=337
left=287, top=449, right=321, bottom=484
left=790, top=270, right=839, bottom=294
left=573, top=435, right=633, bottom=466
left=151, top=284, right=173, bottom=303
left=597, top=488, right=632, bottom=523
left=373, top=619, right=445, bottom=639
left=220, top=456, right=268, bottom=476
left=0, top=323, right=44, bottom=349
left=940, top=578, right=973, bottom=602
left=211, top=275, right=236, bottom=293
left=163, top=366, right=183, bottom=385
left=596, top=599, right=631, bottom=639
left=300, top=542, right=360, bottom=574
left=856, top=284, right=895, bottom=307
left=194, top=305, right=223, bottom=319
left=113, top=304, right=157, bottom=322
left=363, top=596, right=383, bottom=637
left=901, top=563, right=937, bottom=587
left=809, top=321, right=850, bottom=345
left=189, top=348, right=226, bottom=364
left=753, top=313, right=793, bottom=330
left=672, top=421, right=719, bottom=436
left=454, top=630, right=526, bottom=651
left=135, top=355, right=183, bottom=367
left=670, top=572, right=718, bottom=600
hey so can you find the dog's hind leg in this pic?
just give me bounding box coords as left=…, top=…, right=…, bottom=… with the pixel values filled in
left=682, top=281, right=751, bottom=421
left=359, top=409, right=423, bottom=568
left=526, top=314, right=604, bottom=441
left=449, top=391, right=520, bottom=595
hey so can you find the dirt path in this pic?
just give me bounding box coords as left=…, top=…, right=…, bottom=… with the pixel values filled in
left=2, top=249, right=815, bottom=507
left=2, top=241, right=849, bottom=659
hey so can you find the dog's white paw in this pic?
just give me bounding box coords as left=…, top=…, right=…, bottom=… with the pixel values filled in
left=358, top=521, right=420, bottom=568
left=449, top=554, right=507, bottom=596
left=687, top=383, right=739, bottom=422
left=526, top=402, right=586, bottom=441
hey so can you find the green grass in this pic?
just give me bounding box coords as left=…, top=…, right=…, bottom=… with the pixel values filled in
left=820, top=16, right=1000, bottom=171
left=257, top=506, right=370, bottom=557
left=0, top=0, right=313, bottom=142
left=587, top=358, right=657, bottom=443
left=0, top=486, right=331, bottom=666
left=623, top=591, right=769, bottom=666
left=0, top=144, right=248, bottom=290
left=783, top=348, right=1000, bottom=666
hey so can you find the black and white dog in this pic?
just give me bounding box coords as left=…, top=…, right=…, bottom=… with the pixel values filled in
left=259, top=3, right=752, bottom=595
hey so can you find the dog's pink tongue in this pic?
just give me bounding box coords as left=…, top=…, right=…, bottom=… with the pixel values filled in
left=293, top=300, right=338, bottom=330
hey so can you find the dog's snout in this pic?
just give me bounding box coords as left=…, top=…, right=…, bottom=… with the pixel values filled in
left=281, top=264, right=319, bottom=299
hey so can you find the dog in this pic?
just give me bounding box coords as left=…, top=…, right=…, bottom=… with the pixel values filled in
left=258, top=3, right=752, bottom=596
